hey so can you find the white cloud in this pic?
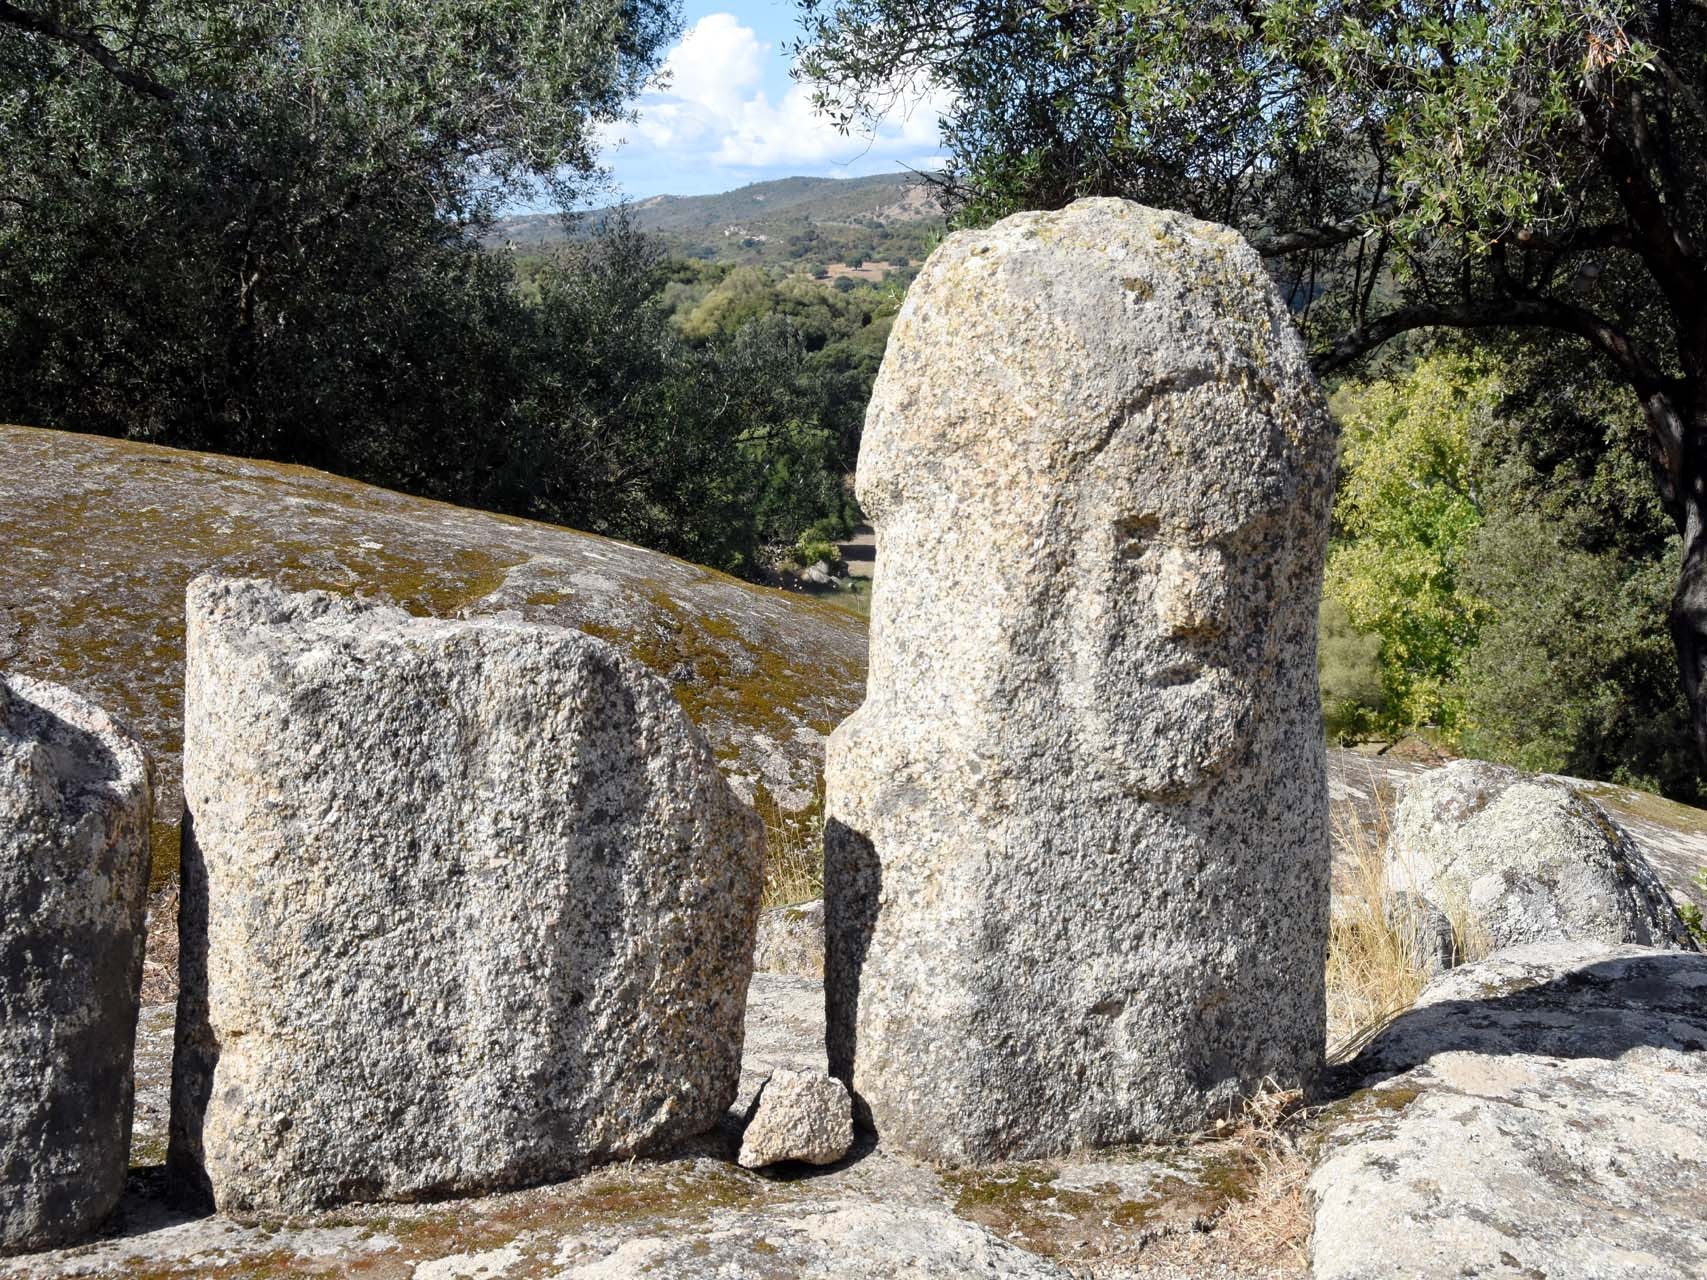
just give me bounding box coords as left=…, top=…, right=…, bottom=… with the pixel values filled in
left=666, top=13, right=766, bottom=114
left=612, top=13, right=946, bottom=181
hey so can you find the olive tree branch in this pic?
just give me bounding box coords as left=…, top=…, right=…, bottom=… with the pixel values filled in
left=0, top=0, right=174, bottom=101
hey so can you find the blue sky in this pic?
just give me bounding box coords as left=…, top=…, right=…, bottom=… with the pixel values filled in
left=589, top=0, right=946, bottom=203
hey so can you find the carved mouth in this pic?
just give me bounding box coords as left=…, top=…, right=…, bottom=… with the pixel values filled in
left=1152, top=662, right=1204, bottom=688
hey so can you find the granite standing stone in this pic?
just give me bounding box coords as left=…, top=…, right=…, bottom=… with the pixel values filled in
left=824, top=198, right=1337, bottom=1163
left=1, top=675, right=152, bottom=1253
left=169, top=577, right=765, bottom=1211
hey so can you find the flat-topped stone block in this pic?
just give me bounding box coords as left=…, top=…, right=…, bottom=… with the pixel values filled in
left=169, top=577, right=764, bottom=1211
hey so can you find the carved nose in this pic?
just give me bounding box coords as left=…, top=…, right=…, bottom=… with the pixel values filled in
left=1155, top=546, right=1229, bottom=638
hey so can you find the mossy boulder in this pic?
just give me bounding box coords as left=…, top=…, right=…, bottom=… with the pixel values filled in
left=1386, top=759, right=1698, bottom=960
left=0, top=425, right=868, bottom=885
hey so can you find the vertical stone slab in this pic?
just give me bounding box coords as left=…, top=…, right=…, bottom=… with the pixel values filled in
left=1, top=675, right=152, bottom=1253
left=825, top=198, right=1337, bottom=1163
left=169, top=577, right=764, bottom=1211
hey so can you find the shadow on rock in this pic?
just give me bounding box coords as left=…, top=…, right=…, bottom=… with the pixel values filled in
left=1323, top=946, right=1707, bottom=1099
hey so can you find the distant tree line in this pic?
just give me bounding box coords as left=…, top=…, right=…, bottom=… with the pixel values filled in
left=657, top=217, right=938, bottom=274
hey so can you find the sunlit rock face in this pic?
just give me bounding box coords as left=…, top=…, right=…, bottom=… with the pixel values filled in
left=824, top=198, right=1337, bottom=1164
left=0, top=422, right=867, bottom=883
left=168, top=577, right=764, bottom=1212
left=1310, top=942, right=1707, bottom=1280
left=1387, top=760, right=1699, bottom=962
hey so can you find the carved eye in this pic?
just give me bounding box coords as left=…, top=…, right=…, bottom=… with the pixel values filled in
left=1115, top=514, right=1161, bottom=558
left=1213, top=512, right=1278, bottom=559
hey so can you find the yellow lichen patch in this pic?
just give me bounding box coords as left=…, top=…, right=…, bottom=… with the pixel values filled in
left=938, top=1137, right=1277, bottom=1263
left=579, top=583, right=857, bottom=755
left=97, top=1157, right=784, bottom=1280
left=130, top=1161, right=785, bottom=1280
left=942, top=1161, right=1195, bottom=1258
left=128, top=1129, right=168, bottom=1170
left=523, top=589, right=574, bottom=609
left=1311, top=1083, right=1427, bottom=1135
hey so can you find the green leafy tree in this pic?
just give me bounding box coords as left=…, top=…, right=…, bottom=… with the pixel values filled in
left=1322, top=336, right=1704, bottom=796
left=1458, top=338, right=1703, bottom=798
left=798, top=0, right=1707, bottom=761
left=519, top=219, right=853, bottom=576
left=1318, top=596, right=1385, bottom=743
left=0, top=0, right=675, bottom=479
left=678, top=267, right=783, bottom=341
left=1459, top=512, right=1695, bottom=794
left=1327, top=354, right=1496, bottom=733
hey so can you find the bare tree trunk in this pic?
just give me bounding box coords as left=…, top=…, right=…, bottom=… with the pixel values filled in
left=1672, top=484, right=1707, bottom=762
left=1658, top=396, right=1707, bottom=763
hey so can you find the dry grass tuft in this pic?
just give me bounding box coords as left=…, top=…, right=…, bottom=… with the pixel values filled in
left=1208, top=1084, right=1314, bottom=1274
left=1127, top=1081, right=1315, bottom=1277
left=140, top=881, right=180, bottom=1005
left=1324, top=797, right=1488, bottom=1060
left=755, top=789, right=825, bottom=908
left=1324, top=801, right=1428, bottom=1056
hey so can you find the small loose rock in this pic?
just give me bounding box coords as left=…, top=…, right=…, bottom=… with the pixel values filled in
left=738, top=1069, right=854, bottom=1169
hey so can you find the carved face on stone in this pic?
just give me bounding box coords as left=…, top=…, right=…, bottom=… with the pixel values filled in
left=830, top=200, right=1334, bottom=1170
left=852, top=200, right=1332, bottom=804
left=859, top=392, right=1316, bottom=803
left=1059, top=400, right=1305, bottom=801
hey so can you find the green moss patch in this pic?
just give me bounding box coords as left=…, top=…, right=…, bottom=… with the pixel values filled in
left=1575, top=781, right=1707, bottom=839
left=4, top=426, right=869, bottom=844
left=941, top=1152, right=1246, bottom=1259
left=149, top=820, right=181, bottom=891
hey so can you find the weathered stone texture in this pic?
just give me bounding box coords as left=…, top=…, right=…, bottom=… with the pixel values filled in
left=1388, top=760, right=1697, bottom=960
left=11, top=972, right=1295, bottom=1278
left=1311, top=942, right=1707, bottom=1279
left=169, top=577, right=764, bottom=1211
left=737, top=1069, right=854, bottom=1169
left=1, top=675, right=151, bottom=1254
left=0, top=423, right=866, bottom=876
left=753, top=898, right=825, bottom=977
left=551, top=1201, right=1070, bottom=1278
left=825, top=197, right=1337, bottom=1163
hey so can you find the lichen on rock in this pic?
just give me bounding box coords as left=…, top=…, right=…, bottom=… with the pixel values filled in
left=1387, top=759, right=1699, bottom=961
left=0, top=423, right=866, bottom=863
left=168, top=577, right=765, bottom=1211
left=1311, top=941, right=1707, bottom=1279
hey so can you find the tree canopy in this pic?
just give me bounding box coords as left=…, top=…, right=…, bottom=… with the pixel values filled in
left=799, top=1, right=1696, bottom=378
left=0, top=0, right=675, bottom=462
left=1326, top=353, right=1496, bottom=734
left=1, top=0, right=887, bottom=581
left=798, top=0, right=1707, bottom=757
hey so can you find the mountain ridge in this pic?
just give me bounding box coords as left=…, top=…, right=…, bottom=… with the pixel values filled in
left=491, top=172, right=943, bottom=264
